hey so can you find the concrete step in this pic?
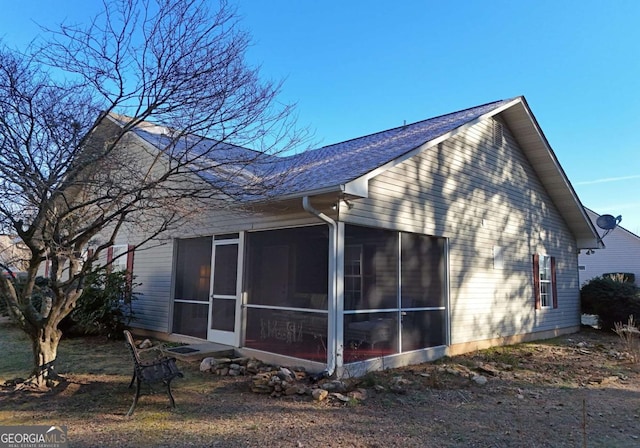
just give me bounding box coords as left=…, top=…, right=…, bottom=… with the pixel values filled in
left=164, top=342, right=236, bottom=362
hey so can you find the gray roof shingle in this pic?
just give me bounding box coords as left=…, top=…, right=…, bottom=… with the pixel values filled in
left=118, top=98, right=515, bottom=200
left=278, top=98, right=514, bottom=195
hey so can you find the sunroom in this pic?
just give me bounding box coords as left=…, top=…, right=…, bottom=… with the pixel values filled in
left=171, top=221, right=449, bottom=375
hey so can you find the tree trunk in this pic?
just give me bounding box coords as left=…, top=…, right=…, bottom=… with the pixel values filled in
left=30, top=324, right=63, bottom=388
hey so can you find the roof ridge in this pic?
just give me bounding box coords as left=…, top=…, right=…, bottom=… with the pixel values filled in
left=311, top=97, right=516, bottom=152
left=106, top=112, right=263, bottom=155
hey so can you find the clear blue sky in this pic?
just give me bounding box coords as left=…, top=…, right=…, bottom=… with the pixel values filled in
left=1, top=1, right=639, bottom=234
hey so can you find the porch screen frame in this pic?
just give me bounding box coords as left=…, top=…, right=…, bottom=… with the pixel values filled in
left=341, top=224, right=449, bottom=363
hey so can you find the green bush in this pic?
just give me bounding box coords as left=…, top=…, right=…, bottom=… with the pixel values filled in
left=60, top=269, right=138, bottom=339
left=1, top=268, right=137, bottom=339
left=581, top=276, right=640, bottom=332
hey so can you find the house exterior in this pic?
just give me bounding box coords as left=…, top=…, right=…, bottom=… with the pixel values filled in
left=578, top=208, right=640, bottom=286
left=108, top=96, right=601, bottom=376
left=0, top=235, right=29, bottom=276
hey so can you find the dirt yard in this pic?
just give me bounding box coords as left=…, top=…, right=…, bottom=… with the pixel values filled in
left=1, top=320, right=639, bottom=447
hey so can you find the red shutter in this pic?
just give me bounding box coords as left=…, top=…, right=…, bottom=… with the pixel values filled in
left=106, top=246, right=114, bottom=274
left=44, top=260, right=51, bottom=278
left=551, top=256, right=558, bottom=309
left=126, top=245, right=135, bottom=273
left=125, top=245, right=135, bottom=301
left=532, top=253, right=541, bottom=310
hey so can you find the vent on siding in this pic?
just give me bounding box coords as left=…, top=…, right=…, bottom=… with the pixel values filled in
left=578, top=265, right=586, bottom=271
left=493, top=245, right=504, bottom=269
left=492, top=119, right=504, bottom=147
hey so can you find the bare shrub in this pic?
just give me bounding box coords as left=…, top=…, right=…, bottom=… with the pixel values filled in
left=613, top=315, right=640, bottom=363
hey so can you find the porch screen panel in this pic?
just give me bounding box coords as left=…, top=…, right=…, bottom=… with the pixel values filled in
left=173, top=302, right=207, bottom=339
left=400, top=233, right=445, bottom=308
left=344, top=312, right=399, bottom=362
left=401, top=310, right=446, bottom=352
left=344, top=226, right=398, bottom=310
left=173, top=237, right=212, bottom=338
left=213, top=244, right=238, bottom=296
left=244, top=226, right=329, bottom=361
left=244, top=307, right=328, bottom=362
left=343, top=225, right=448, bottom=364
left=246, top=226, right=328, bottom=308
left=174, top=237, right=212, bottom=301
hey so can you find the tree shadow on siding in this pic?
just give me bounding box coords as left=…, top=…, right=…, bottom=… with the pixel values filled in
left=370, top=116, right=578, bottom=347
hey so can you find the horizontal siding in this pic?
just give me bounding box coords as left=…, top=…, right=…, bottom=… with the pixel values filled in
left=341, top=117, right=580, bottom=345
left=123, top=115, right=581, bottom=346
left=126, top=204, right=331, bottom=332
left=578, top=209, right=640, bottom=286
left=129, top=242, right=174, bottom=331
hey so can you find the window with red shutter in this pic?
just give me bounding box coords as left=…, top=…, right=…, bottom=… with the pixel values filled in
left=533, top=254, right=557, bottom=309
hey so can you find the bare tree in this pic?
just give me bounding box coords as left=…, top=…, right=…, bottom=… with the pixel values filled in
left=0, top=0, right=305, bottom=389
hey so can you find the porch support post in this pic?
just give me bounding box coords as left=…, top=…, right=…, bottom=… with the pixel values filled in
left=302, top=196, right=340, bottom=375
left=335, top=221, right=344, bottom=369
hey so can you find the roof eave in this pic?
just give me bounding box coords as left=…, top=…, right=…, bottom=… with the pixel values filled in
left=341, top=96, right=601, bottom=249
left=499, top=98, right=602, bottom=249
left=258, top=184, right=365, bottom=204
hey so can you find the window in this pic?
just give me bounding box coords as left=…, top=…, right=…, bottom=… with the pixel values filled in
left=344, top=245, right=363, bottom=310
left=107, top=245, right=133, bottom=272
left=533, top=254, right=557, bottom=309
left=107, top=244, right=136, bottom=304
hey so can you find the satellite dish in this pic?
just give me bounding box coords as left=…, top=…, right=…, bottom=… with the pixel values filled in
left=591, top=213, right=622, bottom=245
left=596, top=214, right=621, bottom=230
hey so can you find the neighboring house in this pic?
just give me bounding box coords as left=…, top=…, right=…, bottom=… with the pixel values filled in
left=102, top=96, right=601, bottom=376
left=578, top=208, right=640, bottom=286
left=0, top=235, right=29, bottom=276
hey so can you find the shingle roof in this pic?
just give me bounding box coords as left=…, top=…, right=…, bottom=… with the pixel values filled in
left=113, top=98, right=515, bottom=199
left=106, top=97, right=602, bottom=248
left=280, top=98, right=515, bottom=195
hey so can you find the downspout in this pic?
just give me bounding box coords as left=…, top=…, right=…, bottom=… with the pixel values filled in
left=302, top=196, right=338, bottom=376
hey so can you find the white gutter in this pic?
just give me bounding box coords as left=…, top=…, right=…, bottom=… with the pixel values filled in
left=302, top=196, right=337, bottom=376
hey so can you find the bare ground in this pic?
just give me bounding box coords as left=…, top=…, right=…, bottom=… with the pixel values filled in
left=1, top=321, right=639, bottom=447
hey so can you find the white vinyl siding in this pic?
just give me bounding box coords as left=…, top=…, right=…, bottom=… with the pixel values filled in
left=122, top=199, right=329, bottom=333
left=578, top=209, right=640, bottom=286
left=339, top=117, right=580, bottom=345
left=124, top=114, right=581, bottom=347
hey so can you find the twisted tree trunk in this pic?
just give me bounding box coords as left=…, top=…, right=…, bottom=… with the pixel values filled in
left=30, top=324, right=63, bottom=388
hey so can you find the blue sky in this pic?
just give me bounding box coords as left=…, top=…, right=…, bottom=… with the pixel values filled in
left=1, top=1, right=639, bottom=234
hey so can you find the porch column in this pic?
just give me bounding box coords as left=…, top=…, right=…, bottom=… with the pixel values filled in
left=334, top=221, right=345, bottom=369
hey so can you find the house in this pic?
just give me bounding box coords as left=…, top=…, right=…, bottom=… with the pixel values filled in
left=107, top=96, right=601, bottom=376
left=578, top=208, right=640, bottom=286
left=0, top=235, right=29, bottom=276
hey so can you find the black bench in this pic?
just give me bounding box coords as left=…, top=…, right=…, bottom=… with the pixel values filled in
left=123, top=330, right=183, bottom=416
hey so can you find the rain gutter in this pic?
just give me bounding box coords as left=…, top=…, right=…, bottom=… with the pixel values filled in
left=302, top=196, right=337, bottom=376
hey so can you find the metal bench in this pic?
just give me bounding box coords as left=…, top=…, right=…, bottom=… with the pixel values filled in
left=123, top=330, right=183, bottom=416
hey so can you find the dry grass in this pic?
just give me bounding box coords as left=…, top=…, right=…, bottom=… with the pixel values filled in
left=614, top=315, right=640, bottom=363
left=2, top=319, right=640, bottom=447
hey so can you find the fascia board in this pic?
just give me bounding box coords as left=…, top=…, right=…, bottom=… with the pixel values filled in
left=509, top=99, right=602, bottom=249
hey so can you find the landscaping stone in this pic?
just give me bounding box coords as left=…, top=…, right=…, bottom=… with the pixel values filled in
left=472, top=374, right=488, bottom=386
left=312, top=389, right=329, bottom=401
left=200, top=357, right=216, bottom=372
left=201, top=355, right=371, bottom=403
left=321, top=380, right=347, bottom=392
